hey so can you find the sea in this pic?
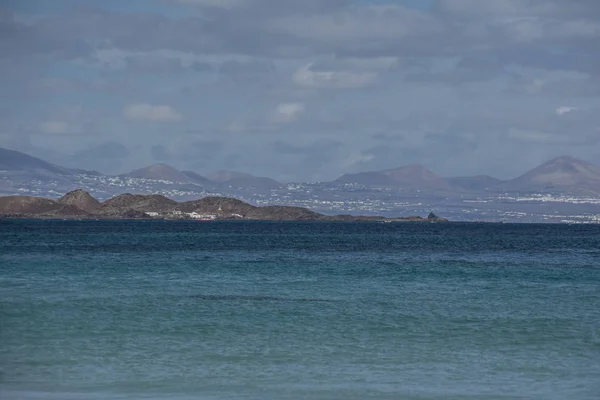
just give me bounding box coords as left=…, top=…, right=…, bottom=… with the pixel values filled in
left=0, top=220, right=599, bottom=400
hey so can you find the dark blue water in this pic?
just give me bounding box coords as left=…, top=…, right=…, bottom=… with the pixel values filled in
left=1, top=220, right=599, bottom=399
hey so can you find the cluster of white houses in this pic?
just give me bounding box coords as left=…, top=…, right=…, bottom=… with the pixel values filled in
left=144, top=211, right=217, bottom=220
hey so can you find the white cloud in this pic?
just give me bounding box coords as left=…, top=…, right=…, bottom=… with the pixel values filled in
left=556, top=106, right=577, bottom=116
left=123, top=103, right=182, bottom=122
left=270, top=103, right=306, bottom=124
left=293, top=63, right=377, bottom=89
left=39, top=120, right=70, bottom=134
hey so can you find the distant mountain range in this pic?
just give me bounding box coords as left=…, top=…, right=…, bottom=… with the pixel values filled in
left=2, top=147, right=600, bottom=196
left=0, top=147, right=281, bottom=194
left=335, top=156, right=600, bottom=195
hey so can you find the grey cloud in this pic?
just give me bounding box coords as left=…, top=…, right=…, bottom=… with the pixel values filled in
left=405, top=56, right=506, bottom=84
left=371, top=132, right=405, bottom=142
left=6, top=1, right=600, bottom=72
left=434, top=0, right=600, bottom=19
left=445, top=107, right=600, bottom=147
left=495, top=46, right=600, bottom=74
left=506, top=70, right=600, bottom=98
left=1, top=10, right=92, bottom=59
left=542, top=77, right=600, bottom=98
left=218, top=60, right=275, bottom=84
left=172, top=0, right=352, bottom=16
left=124, top=55, right=213, bottom=74
left=2, top=0, right=600, bottom=182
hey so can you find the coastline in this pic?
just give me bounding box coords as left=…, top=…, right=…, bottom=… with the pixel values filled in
left=0, top=189, right=449, bottom=223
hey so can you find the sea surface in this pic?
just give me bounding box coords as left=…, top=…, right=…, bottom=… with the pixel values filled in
left=1, top=220, right=599, bottom=400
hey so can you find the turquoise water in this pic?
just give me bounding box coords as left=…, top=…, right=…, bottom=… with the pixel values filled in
left=1, top=220, right=599, bottom=400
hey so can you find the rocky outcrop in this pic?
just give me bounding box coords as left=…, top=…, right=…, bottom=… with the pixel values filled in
left=0, top=196, right=64, bottom=214
left=58, top=189, right=100, bottom=213
left=177, top=196, right=257, bottom=216
left=247, top=205, right=324, bottom=221
left=43, top=204, right=90, bottom=218
left=119, top=209, right=152, bottom=219
left=98, top=193, right=177, bottom=215
left=0, top=195, right=90, bottom=219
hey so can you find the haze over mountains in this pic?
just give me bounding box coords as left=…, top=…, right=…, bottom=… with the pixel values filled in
left=2, top=147, right=600, bottom=223
left=3, top=147, right=600, bottom=194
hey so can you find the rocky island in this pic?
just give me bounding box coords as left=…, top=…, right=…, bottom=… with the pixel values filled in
left=0, top=189, right=448, bottom=222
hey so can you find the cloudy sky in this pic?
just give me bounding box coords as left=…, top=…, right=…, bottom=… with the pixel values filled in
left=1, top=0, right=599, bottom=181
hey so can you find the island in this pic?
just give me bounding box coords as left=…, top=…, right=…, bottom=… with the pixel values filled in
left=0, top=189, right=448, bottom=222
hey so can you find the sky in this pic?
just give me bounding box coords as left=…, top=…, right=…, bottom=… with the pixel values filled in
left=1, top=0, right=599, bottom=182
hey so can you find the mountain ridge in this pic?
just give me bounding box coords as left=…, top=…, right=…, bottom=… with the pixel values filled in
left=499, top=156, right=600, bottom=194
left=335, top=164, right=451, bottom=190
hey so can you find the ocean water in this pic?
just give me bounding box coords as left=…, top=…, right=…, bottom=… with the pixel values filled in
left=1, top=220, right=599, bottom=400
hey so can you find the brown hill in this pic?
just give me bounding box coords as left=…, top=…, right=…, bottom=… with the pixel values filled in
left=0, top=195, right=89, bottom=218
left=43, top=204, right=90, bottom=217
left=0, top=196, right=63, bottom=214
left=501, top=156, right=600, bottom=193
left=58, top=189, right=100, bottom=213
left=177, top=196, right=257, bottom=216
left=247, top=205, right=324, bottom=221
left=179, top=198, right=320, bottom=220
left=99, top=193, right=178, bottom=215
